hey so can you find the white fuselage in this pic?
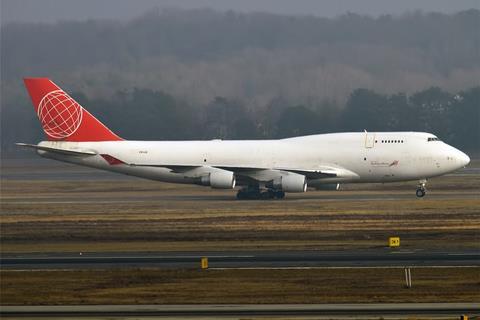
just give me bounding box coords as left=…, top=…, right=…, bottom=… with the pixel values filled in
left=37, top=132, right=470, bottom=188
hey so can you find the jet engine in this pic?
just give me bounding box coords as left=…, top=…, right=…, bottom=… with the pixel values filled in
left=200, top=170, right=236, bottom=189
left=270, top=173, right=307, bottom=192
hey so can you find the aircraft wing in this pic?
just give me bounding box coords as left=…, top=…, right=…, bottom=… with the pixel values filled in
left=215, top=166, right=338, bottom=179
left=131, top=162, right=341, bottom=180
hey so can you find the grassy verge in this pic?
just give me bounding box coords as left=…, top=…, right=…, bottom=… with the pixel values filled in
left=1, top=267, right=479, bottom=305
left=1, top=173, right=479, bottom=253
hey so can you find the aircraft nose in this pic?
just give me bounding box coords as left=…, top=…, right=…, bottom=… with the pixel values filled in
left=459, top=151, right=470, bottom=167
left=453, top=149, right=470, bottom=168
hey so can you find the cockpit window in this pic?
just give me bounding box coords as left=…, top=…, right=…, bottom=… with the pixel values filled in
left=428, top=137, right=440, bottom=142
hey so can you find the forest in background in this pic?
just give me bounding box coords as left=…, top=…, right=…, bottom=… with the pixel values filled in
left=1, top=8, right=479, bottom=155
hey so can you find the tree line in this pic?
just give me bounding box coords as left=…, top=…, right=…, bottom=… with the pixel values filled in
left=3, top=85, right=477, bottom=156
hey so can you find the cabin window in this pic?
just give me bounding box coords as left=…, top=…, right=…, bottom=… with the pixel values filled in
left=382, top=139, right=404, bottom=144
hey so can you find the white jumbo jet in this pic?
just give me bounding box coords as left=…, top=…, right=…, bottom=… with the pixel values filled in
left=18, top=78, right=470, bottom=199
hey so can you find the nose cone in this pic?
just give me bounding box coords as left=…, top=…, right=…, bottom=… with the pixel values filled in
left=451, top=148, right=470, bottom=169
left=438, top=144, right=470, bottom=174
left=457, top=150, right=470, bottom=167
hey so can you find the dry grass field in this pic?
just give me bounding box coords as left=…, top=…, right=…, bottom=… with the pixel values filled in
left=2, top=267, right=479, bottom=305
left=1, top=171, right=479, bottom=253
left=0, top=160, right=479, bottom=305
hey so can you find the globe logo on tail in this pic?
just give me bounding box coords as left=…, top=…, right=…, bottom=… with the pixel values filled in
left=37, top=90, right=83, bottom=139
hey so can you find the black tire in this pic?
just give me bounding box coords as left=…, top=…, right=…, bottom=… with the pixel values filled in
left=236, top=191, right=246, bottom=200
left=250, top=191, right=262, bottom=200
left=275, top=191, right=286, bottom=199
left=267, top=189, right=276, bottom=199
left=260, top=191, right=271, bottom=200
left=237, top=188, right=264, bottom=200
left=416, top=188, right=425, bottom=198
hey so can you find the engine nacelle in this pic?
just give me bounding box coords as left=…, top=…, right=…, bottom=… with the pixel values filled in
left=200, top=170, right=236, bottom=189
left=314, top=183, right=340, bottom=191
left=271, top=173, right=307, bottom=193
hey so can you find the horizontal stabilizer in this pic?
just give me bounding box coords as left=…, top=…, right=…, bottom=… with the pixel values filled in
left=16, top=143, right=97, bottom=156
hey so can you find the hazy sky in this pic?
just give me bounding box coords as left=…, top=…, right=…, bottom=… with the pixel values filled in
left=2, top=0, right=479, bottom=24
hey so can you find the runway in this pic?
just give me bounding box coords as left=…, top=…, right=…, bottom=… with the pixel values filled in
left=1, top=303, right=479, bottom=317
left=2, top=249, right=479, bottom=269
left=4, top=188, right=479, bottom=203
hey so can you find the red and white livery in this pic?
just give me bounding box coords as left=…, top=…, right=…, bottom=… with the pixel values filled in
left=19, top=78, right=470, bottom=199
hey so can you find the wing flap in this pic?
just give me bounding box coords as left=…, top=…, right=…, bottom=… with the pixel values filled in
left=131, top=162, right=339, bottom=180
left=215, top=165, right=338, bottom=179
left=129, top=163, right=200, bottom=173
left=278, top=168, right=337, bottom=179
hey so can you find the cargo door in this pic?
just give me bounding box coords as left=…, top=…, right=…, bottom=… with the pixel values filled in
left=364, top=130, right=375, bottom=148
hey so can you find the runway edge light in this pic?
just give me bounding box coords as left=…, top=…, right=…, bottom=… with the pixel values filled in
left=389, top=237, right=400, bottom=247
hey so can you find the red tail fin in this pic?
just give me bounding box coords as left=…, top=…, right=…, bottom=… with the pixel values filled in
left=23, top=78, right=122, bottom=142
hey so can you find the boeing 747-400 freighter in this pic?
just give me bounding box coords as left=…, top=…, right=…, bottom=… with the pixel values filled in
left=18, top=78, right=470, bottom=199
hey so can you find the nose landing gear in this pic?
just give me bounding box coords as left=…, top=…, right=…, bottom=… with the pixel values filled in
left=416, top=179, right=427, bottom=198
left=416, top=188, right=426, bottom=198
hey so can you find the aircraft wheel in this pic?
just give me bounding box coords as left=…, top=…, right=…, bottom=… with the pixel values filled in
left=416, top=188, right=426, bottom=198
left=275, top=191, right=286, bottom=199
left=236, top=190, right=247, bottom=200
left=260, top=191, right=274, bottom=200
left=237, top=186, right=262, bottom=200
left=268, top=189, right=277, bottom=199
left=250, top=191, right=262, bottom=200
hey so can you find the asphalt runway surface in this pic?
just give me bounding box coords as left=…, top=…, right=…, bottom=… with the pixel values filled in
left=4, top=194, right=477, bottom=204
left=1, top=303, right=479, bottom=317
left=2, top=249, right=479, bottom=269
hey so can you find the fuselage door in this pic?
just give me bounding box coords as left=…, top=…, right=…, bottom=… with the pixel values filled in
left=364, top=130, right=375, bottom=148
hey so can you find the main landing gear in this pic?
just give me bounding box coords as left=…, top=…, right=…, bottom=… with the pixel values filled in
left=236, top=186, right=285, bottom=200
left=416, top=179, right=427, bottom=198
